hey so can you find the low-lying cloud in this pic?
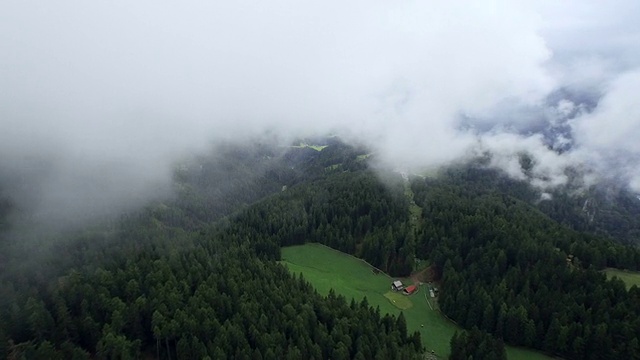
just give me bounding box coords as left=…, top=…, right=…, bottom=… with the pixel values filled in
left=2, top=0, right=640, bottom=226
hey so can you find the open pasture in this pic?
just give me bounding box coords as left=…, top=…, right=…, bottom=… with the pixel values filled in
left=280, top=243, right=553, bottom=360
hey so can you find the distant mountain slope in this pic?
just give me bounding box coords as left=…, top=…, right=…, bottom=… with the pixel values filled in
left=541, top=185, right=640, bottom=245
left=432, top=162, right=640, bottom=245
left=411, top=169, right=640, bottom=359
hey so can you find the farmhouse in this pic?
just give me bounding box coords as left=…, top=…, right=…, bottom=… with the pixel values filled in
left=403, top=285, right=418, bottom=295
left=391, top=280, right=404, bottom=291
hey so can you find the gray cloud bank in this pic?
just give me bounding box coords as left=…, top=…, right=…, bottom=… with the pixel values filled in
left=2, top=0, right=640, bottom=225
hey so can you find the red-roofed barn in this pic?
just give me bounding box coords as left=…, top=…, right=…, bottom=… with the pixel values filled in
left=403, top=285, right=417, bottom=295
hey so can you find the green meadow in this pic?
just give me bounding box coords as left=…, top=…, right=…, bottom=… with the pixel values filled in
left=280, top=243, right=553, bottom=360
left=604, top=268, right=640, bottom=289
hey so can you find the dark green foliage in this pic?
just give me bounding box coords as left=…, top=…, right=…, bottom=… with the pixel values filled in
left=539, top=185, right=640, bottom=245
left=414, top=170, right=640, bottom=359
left=436, top=163, right=640, bottom=245
left=231, top=170, right=412, bottom=274
left=2, top=226, right=422, bottom=359
left=0, top=140, right=422, bottom=359
left=5, top=141, right=640, bottom=360
left=449, top=328, right=506, bottom=360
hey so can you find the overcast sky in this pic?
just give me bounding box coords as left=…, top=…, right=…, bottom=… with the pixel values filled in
left=2, top=0, right=640, bottom=223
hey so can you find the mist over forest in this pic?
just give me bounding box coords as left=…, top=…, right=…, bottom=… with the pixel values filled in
left=2, top=1, right=640, bottom=359
left=2, top=0, right=640, bottom=231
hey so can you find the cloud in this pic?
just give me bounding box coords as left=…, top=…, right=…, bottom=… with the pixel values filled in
left=572, top=70, right=640, bottom=154
left=1, top=0, right=640, bottom=225
left=570, top=69, right=640, bottom=191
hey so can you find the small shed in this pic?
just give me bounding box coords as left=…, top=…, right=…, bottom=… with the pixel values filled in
left=403, top=285, right=418, bottom=295
left=391, top=280, right=404, bottom=291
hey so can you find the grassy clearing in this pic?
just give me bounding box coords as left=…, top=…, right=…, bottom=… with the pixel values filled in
left=604, top=268, right=640, bottom=289
left=291, top=143, right=328, bottom=151
left=280, top=243, right=553, bottom=360
left=384, top=291, right=413, bottom=310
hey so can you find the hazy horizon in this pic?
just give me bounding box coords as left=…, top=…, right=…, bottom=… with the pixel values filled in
left=2, top=0, right=640, bottom=226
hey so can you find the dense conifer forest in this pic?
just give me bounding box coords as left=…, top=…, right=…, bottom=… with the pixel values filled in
left=0, top=141, right=421, bottom=359
left=1, top=140, right=640, bottom=359
left=449, top=328, right=507, bottom=360
left=413, top=167, right=640, bottom=359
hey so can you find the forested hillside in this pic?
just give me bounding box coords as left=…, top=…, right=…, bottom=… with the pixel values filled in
left=436, top=163, right=640, bottom=245
left=0, top=139, right=422, bottom=359
left=2, top=141, right=640, bottom=359
left=412, top=168, right=640, bottom=359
